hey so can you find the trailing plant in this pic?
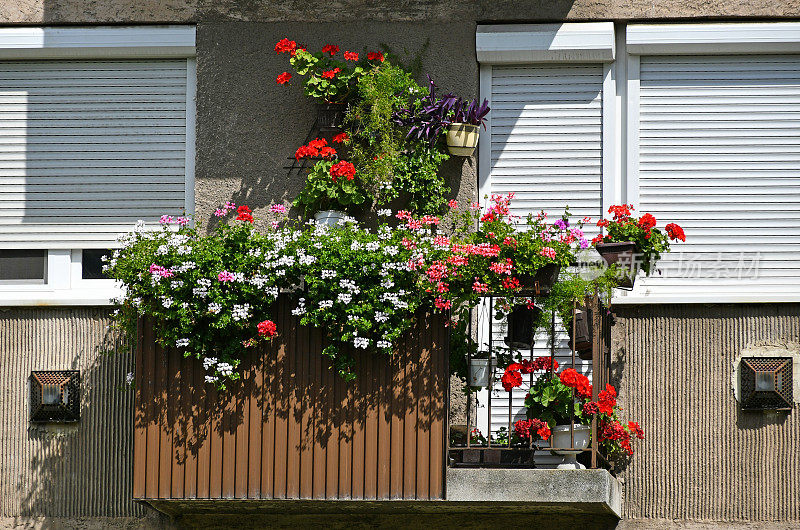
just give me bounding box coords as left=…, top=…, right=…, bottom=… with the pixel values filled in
left=593, top=204, right=686, bottom=275
left=392, top=75, right=458, bottom=146
left=451, top=96, right=491, bottom=127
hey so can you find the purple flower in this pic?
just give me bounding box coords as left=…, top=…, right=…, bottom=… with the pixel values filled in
left=579, top=238, right=589, bottom=249
left=553, top=219, right=569, bottom=231
left=570, top=228, right=584, bottom=239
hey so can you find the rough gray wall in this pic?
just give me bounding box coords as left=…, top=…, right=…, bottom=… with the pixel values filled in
left=614, top=304, right=800, bottom=524
left=5, top=0, right=800, bottom=24
left=0, top=308, right=147, bottom=522
left=194, top=21, right=479, bottom=229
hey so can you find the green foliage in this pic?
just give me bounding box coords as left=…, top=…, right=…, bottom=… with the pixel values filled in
left=287, top=49, right=365, bottom=103
left=524, top=375, right=589, bottom=428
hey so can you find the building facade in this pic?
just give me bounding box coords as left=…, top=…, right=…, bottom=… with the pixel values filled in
left=1, top=1, right=799, bottom=528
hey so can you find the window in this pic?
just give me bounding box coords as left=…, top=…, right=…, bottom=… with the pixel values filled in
left=479, top=22, right=800, bottom=303
left=0, top=26, right=195, bottom=305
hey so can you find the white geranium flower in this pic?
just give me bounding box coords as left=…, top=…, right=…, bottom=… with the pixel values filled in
left=175, top=338, right=190, bottom=348
left=231, top=304, right=250, bottom=321
left=375, top=311, right=389, bottom=323
left=337, top=293, right=352, bottom=304
left=125, top=372, right=134, bottom=386
left=202, top=357, right=218, bottom=370
left=377, top=209, right=392, bottom=217
left=162, top=297, right=174, bottom=308
left=321, top=270, right=337, bottom=279
left=204, top=375, right=218, bottom=384
left=208, top=302, right=222, bottom=314
left=365, top=242, right=380, bottom=252
left=318, top=300, right=333, bottom=309
left=377, top=340, right=392, bottom=349
left=353, top=337, right=369, bottom=349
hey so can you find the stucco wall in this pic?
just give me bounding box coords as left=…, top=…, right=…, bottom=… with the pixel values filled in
left=5, top=0, right=800, bottom=24
left=613, top=304, right=800, bottom=525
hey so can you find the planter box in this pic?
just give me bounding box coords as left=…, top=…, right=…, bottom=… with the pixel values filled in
left=133, top=297, right=449, bottom=502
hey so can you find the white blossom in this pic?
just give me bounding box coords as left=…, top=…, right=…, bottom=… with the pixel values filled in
left=170, top=280, right=184, bottom=289
left=353, top=337, right=369, bottom=349
left=377, top=209, right=392, bottom=217
left=156, top=245, right=170, bottom=255
left=381, top=278, right=395, bottom=289
left=203, top=357, right=218, bottom=370
left=125, top=372, right=134, bottom=386
left=208, top=302, right=222, bottom=314
left=319, top=300, right=333, bottom=309
left=231, top=304, right=250, bottom=321
left=337, top=293, right=352, bottom=304
left=375, top=311, right=389, bottom=323
left=365, top=242, right=380, bottom=252
left=162, top=297, right=174, bottom=308
left=321, top=270, right=337, bottom=279
left=217, top=362, right=233, bottom=377
left=175, top=338, right=190, bottom=348
left=204, top=375, right=218, bottom=384
left=377, top=340, right=392, bottom=349
left=350, top=241, right=362, bottom=251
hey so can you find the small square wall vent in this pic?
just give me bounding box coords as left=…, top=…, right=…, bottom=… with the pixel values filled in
left=30, top=370, right=80, bottom=422
left=739, top=357, right=793, bottom=411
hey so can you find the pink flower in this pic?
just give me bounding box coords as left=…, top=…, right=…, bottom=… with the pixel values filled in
left=269, top=204, right=287, bottom=214
left=160, top=215, right=174, bottom=224
left=149, top=264, right=174, bottom=278
left=217, top=271, right=235, bottom=282
left=434, top=297, right=451, bottom=310
left=225, top=201, right=236, bottom=210
left=270, top=220, right=280, bottom=229
left=540, top=247, right=557, bottom=260
left=472, top=279, right=489, bottom=293
left=214, top=208, right=226, bottom=217
left=177, top=216, right=190, bottom=226
left=448, top=199, right=458, bottom=209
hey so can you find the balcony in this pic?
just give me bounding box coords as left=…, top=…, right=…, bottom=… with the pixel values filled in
left=133, top=295, right=621, bottom=521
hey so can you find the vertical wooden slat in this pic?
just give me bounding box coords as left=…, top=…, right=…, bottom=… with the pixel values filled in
left=171, top=352, right=185, bottom=499
left=364, top=348, right=378, bottom=499
left=338, top=357, right=353, bottom=498
left=286, top=310, right=301, bottom=498
left=403, top=323, right=419, bottom=499
left=351, top=348, right=365, bottom=499
left=390, top=341, right=404, bottom=499
left=377, top=348, right=391, bottom=500
left=221, top=388, right=237, bottom=497
left=234, top=348, right=251, bottom=498
left=429, top=314, right=445, bottom=499
left=183, top=354, right=198, bottom=498
left=144, top=321, right=159, bottom=499
left=312, top=328, right=327, bottom=499
left=157, top=342, right=172, bottom=499
left=208, top=384, right=223, bottom=498
left=299, top=320, right=314, bottom=498
left=261, top=316, right=278, bottom=498
left=133, top=319, right=146, bottom=498
left=324, top=342, right=339, bottom=499
left=416, top=317, right=431, bottom=500
left=248, top=339, right=264, bottom=498
left=195, top=351, right=210, bottom=498
left=273, top=298, right=290, bottom=498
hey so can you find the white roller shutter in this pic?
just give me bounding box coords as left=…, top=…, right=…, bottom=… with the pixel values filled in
left=0, top=59, right=192, bottom=249
left=636, top=54, right=800, bottom=296
left=480, top=63, right=602, bottom=444
left=489, top=63, right=604, bottom=221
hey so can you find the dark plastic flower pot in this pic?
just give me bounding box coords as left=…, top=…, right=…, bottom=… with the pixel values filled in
left=315, top=103, right=347, bottom=130
left=505, top=304, right=543, bottom=350
left=566, top=306, right=593, bottom=360
left=518, top=263, right=561, bottom=294
left=595, top=241, right=637, bottom=288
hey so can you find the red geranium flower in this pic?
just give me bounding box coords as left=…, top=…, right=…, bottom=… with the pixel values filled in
left=319, top=146, right=337, bottom=159
left=321, top=44, right=339, bottom=56
left=665, top=223, right=686, bottom=242
left=329, top=160, right=356, bottom=182
left=638, top=213, right=657, bottom=230
left=332, top=132, right=349, bottom=144
left=308, top=138, right=327, bottom=149
left=295, top=144, right=319, bottom=160
left=235, top=205, right=254, bottom=223
left=367, top=51, right=384, bottom=62
left=343, top=51, right=359, bottom=61
left=257, top=320, right=277, bottom=337
left=321, top=68, right=341, bottom=79
left=276, top=72, right=292, bottom=85
left=501, top=367, right=523, bottom=392
left=628, top=421, right=645, bottom=439
left=275, top=38, right=297, bottom=55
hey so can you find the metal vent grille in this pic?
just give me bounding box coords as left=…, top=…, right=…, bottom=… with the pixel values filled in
left=740, top=357, right=793, bottom=411
left=30, top=370, right=80, bottom=422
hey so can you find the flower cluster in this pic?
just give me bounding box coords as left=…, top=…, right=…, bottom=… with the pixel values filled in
left=513, top=417, right=551, bottom=442
left=500, top=356, right=558, bottom=392
left=594, top=204, right=686, bottom=275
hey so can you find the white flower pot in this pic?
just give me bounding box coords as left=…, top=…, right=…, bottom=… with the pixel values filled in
left=551, top=423, right=591, bottom=469
left=446, top=123, right=479, bottom=156
left=468, top=357, right=491, bottom=388
left=313, top=210, right=346, bottom=226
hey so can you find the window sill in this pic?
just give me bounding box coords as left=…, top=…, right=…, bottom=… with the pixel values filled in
left=0, top=286, right=121, bottom=306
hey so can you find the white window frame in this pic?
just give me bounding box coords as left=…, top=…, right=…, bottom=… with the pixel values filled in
left=0, top=25, right=196, bottom=306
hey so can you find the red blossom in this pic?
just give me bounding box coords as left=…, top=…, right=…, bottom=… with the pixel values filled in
left=583, top=401, right=600, bottom=415
left=308, top=138, right=328, bottom=149
left=235, top=205, right=254, bottom=223
left=257, top=320, right=277, bottom=337
left=275, top=38, right=297, bottom=55
left=502, top=277, right=520, bottom=290
left=329, top=161, right=356, bottom=182
left=321, top=44, right=339, bottom=56
left=638, top=213, right=657, bottom=230
left=343, top=51, right=359, bottom=61
left=332, top=132, right=349, bottom=144
left=319, top=146, right=337, bottom=159
left=321, top=67, right=341, bottom=79
left=501, top=367, right=523, bottom=392
left=276, top=71, right=292, bottom=85
left=367, top=51, right=384, bottom=62
left=295, top=144, right=319, bottom=160
left=434, top=297, right=451, bottom=311
left=665, top=223, right=686, bottom=242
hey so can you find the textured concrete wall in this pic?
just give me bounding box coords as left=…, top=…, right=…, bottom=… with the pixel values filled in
left=613, top=304, right=800, bottom=525
left=5, top=0, right=800, bottom=24
left=0, top=308, right=152, bottom=523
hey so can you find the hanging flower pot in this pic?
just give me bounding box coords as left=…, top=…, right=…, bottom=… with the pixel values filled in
left=315, top=103, right=347, bottom=131
left=550, top=424, right=591, bottom=469
left=313, top=210, right=346, bottom=226
left=566, top=307, right=593, bottom=360
left=518, top=264, right=561, bottom=294
left=505, top=303, right=542, bottom=350
left=468, top=354, right=491, bottom=388
left=595, top=241, right=637, bottom=288
left=446, top=123, right=480, bottom=156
